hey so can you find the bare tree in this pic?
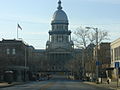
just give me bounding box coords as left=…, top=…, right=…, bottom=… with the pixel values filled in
left=87, top=28, right=109, bottom=45
left=73, top=27, right=89, bottom=49
left=73, top=26, right=109, bottom=79
left=73, top=26, right=109, bottom=48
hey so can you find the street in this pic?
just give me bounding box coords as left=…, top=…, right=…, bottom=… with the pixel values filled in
left=0, top=75, right=113, bottom=90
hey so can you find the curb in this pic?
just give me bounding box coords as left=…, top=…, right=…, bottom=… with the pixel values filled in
left=0, top=83, right=15, bottom=88
left=0, top=82, right=29, bottom=88
left=84, top=82, right=120, bottom=90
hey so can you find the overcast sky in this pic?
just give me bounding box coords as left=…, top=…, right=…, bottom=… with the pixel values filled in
left=0, top=0, right=120, bottom=49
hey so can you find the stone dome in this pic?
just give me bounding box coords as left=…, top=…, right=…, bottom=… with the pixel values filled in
left=51, top=0, right=68, bottom=24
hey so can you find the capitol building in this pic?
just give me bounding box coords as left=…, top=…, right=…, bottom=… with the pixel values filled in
left=0, top=0, right=81, bottom=82
left=45, top=0, right=74, bottom=72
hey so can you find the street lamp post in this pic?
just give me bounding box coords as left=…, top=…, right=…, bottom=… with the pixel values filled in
left=24, top=47, right=27, bottom=82
left=86, top=27, right=99, bottom=81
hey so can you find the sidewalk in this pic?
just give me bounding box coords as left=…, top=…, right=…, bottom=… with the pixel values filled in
left=0, top=82, right=28, bottom=88
left=84, top=81, right=120, bottom=90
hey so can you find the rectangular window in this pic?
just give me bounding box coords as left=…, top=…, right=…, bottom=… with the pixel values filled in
left=114, top=47, right=119, bottom=61
left=64, top=25, right=68, bottom=30
left=114, top=48, right=116, bottom=60
left=56, top=35, right=58, bottom=42
left=52, top=36, right=54, bottom=42
left=117, top=47, right=119, bottom=60
left=58, top=35, right=62, bottom=42
left=119, top=46, right=120, bottom=60
left=12, top=48, right=16, bottom=55
left=111, top=49, right=113, bottom=61
left=6, top=48, right=10, bottom=55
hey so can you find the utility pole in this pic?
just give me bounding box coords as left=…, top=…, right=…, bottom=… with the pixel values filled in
left=95, top=28, right=99, bottom=80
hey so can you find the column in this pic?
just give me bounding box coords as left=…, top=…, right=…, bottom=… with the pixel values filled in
left=49, top=35, right=50, bottom=41
left=70, top=34, right=71, bottom=41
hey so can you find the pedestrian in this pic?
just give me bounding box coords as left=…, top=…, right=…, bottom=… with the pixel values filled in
left=107, top=77, right=110, bottom=84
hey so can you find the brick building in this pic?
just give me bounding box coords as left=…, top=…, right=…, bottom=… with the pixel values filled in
left=97, top=43, right=111, bottom=77
left=0, top=39, right=31, bottom=81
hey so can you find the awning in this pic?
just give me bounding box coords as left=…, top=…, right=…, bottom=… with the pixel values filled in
left=106, top=67, right=114, bottom=70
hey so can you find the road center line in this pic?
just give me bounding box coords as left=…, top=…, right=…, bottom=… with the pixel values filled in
left=40, top=82, right=55, bottom=90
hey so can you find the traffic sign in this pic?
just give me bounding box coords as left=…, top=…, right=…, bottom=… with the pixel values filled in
left=115, top=62, right=120, bottom=68
left=96, top=61, right=100, bottom=66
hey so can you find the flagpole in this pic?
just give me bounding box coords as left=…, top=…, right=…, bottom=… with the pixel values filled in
left=17, top=24, right=18, bottom=39
left=17, top=23, right=22, bottom=40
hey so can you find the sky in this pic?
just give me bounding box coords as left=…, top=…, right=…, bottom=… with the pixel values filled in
left=0, top=0, right=120, bottom=49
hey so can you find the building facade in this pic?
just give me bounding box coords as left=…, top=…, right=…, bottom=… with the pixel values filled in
left=0, top=39, right=48, bottom=81
left=0, top=39, right=30, bottom=81
left=97, top=43, right=111, bottom=77
left=85, top=43, right=96, bottom=79
left=111, top=38, right=120, bottom=78
left=46, top=0, right=74, bottom=72
left=84, top=43, right=111, bottom=80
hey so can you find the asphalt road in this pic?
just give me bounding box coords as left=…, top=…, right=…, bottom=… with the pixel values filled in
left=1, top=75, right=112, bottom=90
